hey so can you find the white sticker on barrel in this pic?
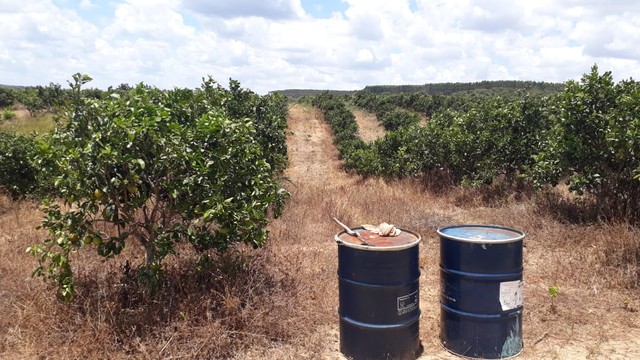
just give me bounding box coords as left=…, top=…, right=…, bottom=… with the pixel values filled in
left=397, top=290, right=419, bottom=315
left=499, top=280, right=524, bottom=311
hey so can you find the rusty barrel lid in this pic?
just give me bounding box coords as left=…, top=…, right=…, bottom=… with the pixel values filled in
left=335, top=227, right=421, bottom=251
left=437, top=224, right=524, bottom=244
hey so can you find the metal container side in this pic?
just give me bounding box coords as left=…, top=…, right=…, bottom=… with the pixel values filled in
left=438, top=224, right=525, bottom=359
left=336, top=228, right=422, bottom=360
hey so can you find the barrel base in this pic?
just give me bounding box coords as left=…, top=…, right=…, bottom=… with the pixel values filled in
left=340, top=317, right=421, bottom=360
left=440, top=307, right=523, bottom=359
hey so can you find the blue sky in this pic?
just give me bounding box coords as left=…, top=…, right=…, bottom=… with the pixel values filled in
left=301, top=0, right=349, bottom=18
left=1, top=0, right=639, bottom=93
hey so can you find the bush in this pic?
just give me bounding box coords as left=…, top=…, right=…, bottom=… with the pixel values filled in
left=0, top=132, right=41, bottom=198
left=3, top=109, right=16, bottom=120
left=0, top=87, right=15, bottom=109
left=28, top=74, right=288, bottom=301
left=529, top=65, right=640, bottom=220
left=379, top=109, right=421, bottom=131
left=424, top=94, right=551, bottom=185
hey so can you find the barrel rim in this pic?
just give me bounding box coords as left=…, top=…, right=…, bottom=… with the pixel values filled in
left=334, top=228, right=421, bottom=251
left=436, top=224, right=525, bottom=244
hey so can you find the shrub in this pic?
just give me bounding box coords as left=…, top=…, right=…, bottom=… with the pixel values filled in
left=0, top=132, right=41, bottom=198
left=529, top=65, right=640, bottom=220
left=379, top=109, right=421, bottom=131
left=28, top=74, right=288, bottom=301
left=0, top=87, right=15, bottom=108
left=3, top=109, right=16, bottom=120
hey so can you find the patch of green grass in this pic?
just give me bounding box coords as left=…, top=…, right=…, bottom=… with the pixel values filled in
left=0, top=113, right=56, bottom=134
left=3, top=109, right=16, bottom=120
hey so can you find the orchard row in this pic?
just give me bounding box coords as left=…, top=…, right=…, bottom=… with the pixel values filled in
left=309, top=65, right=640, bottom=222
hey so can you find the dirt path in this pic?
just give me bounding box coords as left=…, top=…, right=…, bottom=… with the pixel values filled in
left=284, top=104, right=356, bottom=187
left=352, top=109, right=385, bottom=142
left=260, top=103, right=640, bottom=360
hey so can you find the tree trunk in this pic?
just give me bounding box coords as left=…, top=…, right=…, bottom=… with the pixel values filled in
left=144, top=241, right=156, bottom=266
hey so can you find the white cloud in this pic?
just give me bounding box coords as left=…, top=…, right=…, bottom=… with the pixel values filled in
left=1, top=0, right=639, bottom=92
left=79, top=0, right=95, bottom=10
left=0, top=0, right=97, bottom=85
left=181, top=0, right=305, bottom=20
left=355, top=49, right=374, bottom=63
left=103, top=0, right=194, bottom=41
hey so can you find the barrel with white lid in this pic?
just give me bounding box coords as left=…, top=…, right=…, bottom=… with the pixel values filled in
left=437, top=225, right=525, bottom=359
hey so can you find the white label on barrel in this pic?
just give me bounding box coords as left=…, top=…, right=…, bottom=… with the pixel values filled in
left=397, top=290, right=419, bottom=315
left=500, top=280, right=524, bottom=311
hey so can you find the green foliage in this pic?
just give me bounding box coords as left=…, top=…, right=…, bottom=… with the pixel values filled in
left=29, top=74, right=288, bottom=301
left=0, top=132, right=42, bottom=198
left=226, top=80, right=289, bottom=172
left=530, top=65, right=640, bottom=218
left=379, top=109, right=421, bottom=131
left=426, top=94, right=551, bottom=184
left=16, top=88, right=44, bottom=116
left=548, top=284, right=559, bottom=313
left=312, top=65, right=640, bottom=223
left=0, top=87, right=16, bottom=108
left=311, top=92, right=371, bottom=173
left=311, top=92, right=426, bottom=178
left=3, top=109, right=16, bottom=120
left=371, top=126, right=426, bottom=177
left=10, top=83, right=72, bottom=116
left=321, top=89, right=552, bottom=181
left=363, top=80, right=564, bottom=96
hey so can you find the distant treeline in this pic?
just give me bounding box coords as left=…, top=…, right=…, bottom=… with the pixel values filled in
left=0, top=84, right=25, bottom=90
left=276, top=80, right=564, bottom=99
left=273, top=89, right=356, bottom=99
left=364, top=80, right=564, bottom=95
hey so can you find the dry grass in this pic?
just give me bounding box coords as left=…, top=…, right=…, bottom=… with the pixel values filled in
left=0, top=199, right=302, bottom=359
left=351, top=109, right=385, bottom=142
left=0, top=110, right=56, bottom=134
left=0, top=103, right=638, bottom=359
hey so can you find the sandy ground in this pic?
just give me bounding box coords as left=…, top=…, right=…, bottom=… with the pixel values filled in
left=273, top=103, right=640, bottom=360
left=352, top=109, right=386, bottom=142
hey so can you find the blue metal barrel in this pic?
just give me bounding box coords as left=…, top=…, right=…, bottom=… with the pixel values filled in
left=437, top=225, right=525, bottom=359
left=335, top=228, right=422, bottom=360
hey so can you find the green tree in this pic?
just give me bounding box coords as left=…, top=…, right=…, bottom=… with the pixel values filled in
left=0, top=132, right=41, bottom=198
left=530, top=65, right=640, bottom=219
left=0, top=87, right=15, bottom=108
left=17, top=88, right=45, bottom=116
left=28, top=74, right=288, bottom=301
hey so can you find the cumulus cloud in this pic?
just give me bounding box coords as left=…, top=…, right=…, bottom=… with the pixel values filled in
left=79, top=0, right=95, bottom=10
left=103, top=0, right=194, bottom=41
left=0, top=0, right=97, bottom=85
left=181, top=0, right=305, bottom=20
left=1, top=0, right=639, bottom=92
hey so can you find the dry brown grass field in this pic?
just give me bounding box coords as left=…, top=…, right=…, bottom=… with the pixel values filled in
left=0, top=103, right=639, bottom=359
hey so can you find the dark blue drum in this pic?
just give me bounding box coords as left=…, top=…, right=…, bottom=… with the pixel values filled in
left=437, top=225, right=525, bottom=359
left=335, top=228, right=422, bottom=360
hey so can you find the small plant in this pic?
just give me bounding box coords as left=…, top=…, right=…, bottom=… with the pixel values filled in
left=548, top=284, right=559, bottom=313
left=2, top=108, right=15, bottom=120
